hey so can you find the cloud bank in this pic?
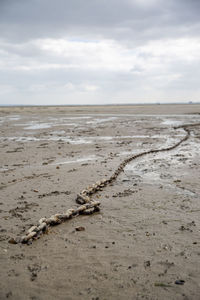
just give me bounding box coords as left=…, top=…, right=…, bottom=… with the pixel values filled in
left=0, top=0, right=200, bottom=105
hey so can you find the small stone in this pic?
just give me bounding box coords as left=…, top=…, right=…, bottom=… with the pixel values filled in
left=75, top=226, right=85, bottom=231
left=162, top=221, right=168, bottom=225
left=8, top=238, right=18, bottom=244
left=6, top=291, right=12, bottom=298
left=144, top=260, right=151, bottom=267
left=175, top=280, right=185, bottom=285
left=179, top=225, right=186, bottom=231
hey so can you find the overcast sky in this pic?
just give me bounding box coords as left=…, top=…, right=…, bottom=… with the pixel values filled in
left=0, top=0, right=200, bottom=105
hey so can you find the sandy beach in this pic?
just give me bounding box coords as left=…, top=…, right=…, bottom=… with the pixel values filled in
left=0, top=104, right=200, bottom=300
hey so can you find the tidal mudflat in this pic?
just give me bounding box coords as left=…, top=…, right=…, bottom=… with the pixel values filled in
left=0, top=104, right=200, bottom=300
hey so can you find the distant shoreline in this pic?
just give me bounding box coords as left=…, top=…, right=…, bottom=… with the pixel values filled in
left=1, top=103, right=200, bottom=116
left=0, top=102, right=200, bottom=108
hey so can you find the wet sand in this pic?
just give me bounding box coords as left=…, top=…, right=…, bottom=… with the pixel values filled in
left=0, top=104, right=200, bottom=300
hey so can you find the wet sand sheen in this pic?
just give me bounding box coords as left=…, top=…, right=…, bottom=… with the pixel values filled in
left=0, top=105, right=200, bottom=300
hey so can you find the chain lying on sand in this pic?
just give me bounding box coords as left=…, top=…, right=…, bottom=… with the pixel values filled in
left=10, top=123, right=200, bottom=244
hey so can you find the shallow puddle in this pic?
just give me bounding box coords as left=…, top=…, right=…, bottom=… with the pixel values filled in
left=24, top=123, right=53, bottom=130
left=162, top=119, right=182, bottom=126
left=52, top=155, right=97, bottom=165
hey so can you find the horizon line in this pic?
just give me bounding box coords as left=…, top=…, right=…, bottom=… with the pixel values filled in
left=0, top=101, right=200, bottom=107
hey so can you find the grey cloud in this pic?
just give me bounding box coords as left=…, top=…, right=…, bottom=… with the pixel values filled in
left=0, top=0, right=200, bottom=43
left=0, top=0, right=200, bottom=105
